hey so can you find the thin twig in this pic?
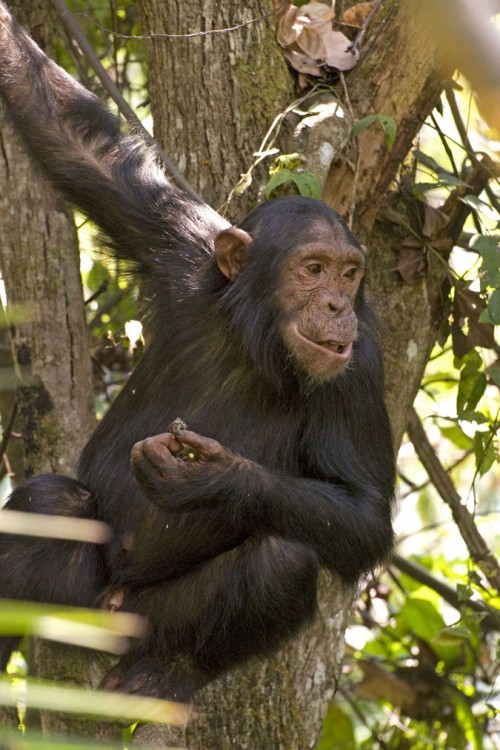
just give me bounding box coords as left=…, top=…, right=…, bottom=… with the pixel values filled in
left=338, top=72, right=359, bottom=231
left=74, top=11, right=274, bottom=41
left=347, top=0, right=384, bottom=54
left=429, top=111, right=460, bottom=177
left=392, top=554, right=500, bottom=630
left=398, top=448, right=474, bottom=499
left=50, top=0, right=203, bottom=203
left=407, top=408, right=500, bottom=596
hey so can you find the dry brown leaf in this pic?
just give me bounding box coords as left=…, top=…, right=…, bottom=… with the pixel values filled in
left=452, top=286, right=495, bottom=357
left=321, top=27, right=359, bottom=70
left=356, top=660, right=417, bottom=710
left=296, top=26, right=327, bottom=60
left=282, top=49, right=322, bottom=77
left=277, top=5, right=299, bottom=47
left=276, top=0, right=359, bottom=75
left=343, top=2, right=379, bottom=28
left=422, top=205, right=449, bottom=239
left=299, top=2, right=335, bottom=25
left=396, top=242, right=428, bottom=285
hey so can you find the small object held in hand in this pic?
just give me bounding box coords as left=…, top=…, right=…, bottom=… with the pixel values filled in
left=168, top=417, right=198, bottom=461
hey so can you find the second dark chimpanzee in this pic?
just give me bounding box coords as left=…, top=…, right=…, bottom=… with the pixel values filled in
left=0, top=2, right=396, bottom=702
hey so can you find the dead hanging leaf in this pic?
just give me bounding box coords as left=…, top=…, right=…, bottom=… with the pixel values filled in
left=343, top=2, right=380, bottom=29
left=276, top=4, right=299, bottom=47
left=451, top=286, right=495, bottom=357
left=396, top=238, right=428, bottom=285
left=283, top=49, right=322, bottom=77
left=422, top=205, right=449, bottom=239
left=276, top=0, right=359, bottom=78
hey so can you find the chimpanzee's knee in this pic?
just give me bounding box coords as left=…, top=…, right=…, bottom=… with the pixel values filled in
left=257, top=535, right=320, bottom=627
left=198, top=536, right=320, bottom=674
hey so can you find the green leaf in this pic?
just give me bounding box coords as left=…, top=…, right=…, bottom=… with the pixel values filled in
left=457, top=410, right=489, bottom=424
left=415, top=149, right=441, bottom=173
left=352, top=114, right=379, bottom=136
left=487, top=288, right=500, bottom=324
left=352, top=114, right=397, bottom=148
left=437, top=173, right=471, bottom=187
left=315, top=704, right=355, bottom=750
left=439, top=425, right=472, bottom=450
left=474, top=432, right=497, bottom=476
left=264, top=169, right=296, bottom=198
left=475, top=239, right=500, bottom=290
left=457, top=583, right=473, bottom=601
left=460, top=194, right=498, bottom=220
left=290, top=171, right=321, bottom=198
left=395, top=598, right=462, bottom=665
left=264, top=169, right=321, bottom=199
left=452, top=694, right=484, bottom=750
left=433, top=625, right=470, bottom=647
left=479, top=307, right=494, bottom=324
left=457, top=351, right=487, bottom=415
left=489, top=368, right=500, bottom=387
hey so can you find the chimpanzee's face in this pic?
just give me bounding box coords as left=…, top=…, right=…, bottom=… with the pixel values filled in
left=277, top=222, right=365, bottom=383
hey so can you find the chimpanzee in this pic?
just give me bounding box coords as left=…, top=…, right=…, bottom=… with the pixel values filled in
left=0, top=2, right=396, bottom=701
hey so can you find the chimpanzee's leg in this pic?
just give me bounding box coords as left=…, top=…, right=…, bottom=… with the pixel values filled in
left=102, top=536, right=320, bottom=701
left=0, top=475, right=108, bottom=670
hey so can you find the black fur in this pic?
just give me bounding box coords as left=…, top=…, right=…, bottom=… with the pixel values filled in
left=0, top=5, right=396, bottom=701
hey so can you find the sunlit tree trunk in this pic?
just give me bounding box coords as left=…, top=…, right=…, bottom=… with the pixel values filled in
left=0, top=2, right=95, bottom=480
left=0, top=0, right=98, bottom=741
left=135, top=0, right=451, bottom=747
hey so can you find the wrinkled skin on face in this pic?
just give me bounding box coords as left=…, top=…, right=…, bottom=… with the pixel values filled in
left=278, top=223, right=365, bottom=382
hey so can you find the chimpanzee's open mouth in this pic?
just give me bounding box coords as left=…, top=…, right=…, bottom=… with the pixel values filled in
left=316, top=340, right=350, bottom=355
left=294, top=326, right=353, bottom=360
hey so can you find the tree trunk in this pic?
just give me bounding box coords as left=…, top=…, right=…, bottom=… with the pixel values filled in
left=0, top=0, right=98, bottom=741
left=135, top=1, right=453, bottom=747
left=0, top=0, right=95, bottom=479
left=138, top=0, right=295, bottom=214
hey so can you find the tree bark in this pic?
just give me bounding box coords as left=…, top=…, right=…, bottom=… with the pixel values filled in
left=135, top=1, right=454, bottom=747
left=0, top=0, right=95, bottom=479
left=0, top=0, right=99, bottom=741
left=188, top=575, right=346, bottom=750
left=137, top=0, right=295, bottom=214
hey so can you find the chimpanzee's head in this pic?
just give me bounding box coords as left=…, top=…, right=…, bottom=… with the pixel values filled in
left=214, top=196, right=367, bottom=386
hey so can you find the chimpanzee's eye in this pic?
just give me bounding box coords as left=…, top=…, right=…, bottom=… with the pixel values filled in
left=306, top=263, right=322, bottom=275
left=344, top=267, right=359, bottom=281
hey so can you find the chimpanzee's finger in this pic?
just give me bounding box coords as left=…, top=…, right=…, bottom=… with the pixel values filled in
left=173, top=430, right=225, bottom=458
left=131, top=436, right=179, bottom=471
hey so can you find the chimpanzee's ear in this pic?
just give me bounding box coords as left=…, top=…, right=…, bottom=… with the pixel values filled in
left=214, top=227, right=252, bottom=281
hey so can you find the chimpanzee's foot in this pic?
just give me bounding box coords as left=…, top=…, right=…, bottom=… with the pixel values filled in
left=101, top=653, right=209, bottom=702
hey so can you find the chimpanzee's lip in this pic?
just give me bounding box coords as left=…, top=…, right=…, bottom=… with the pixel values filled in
left=295, top=327, right=353, bottom=360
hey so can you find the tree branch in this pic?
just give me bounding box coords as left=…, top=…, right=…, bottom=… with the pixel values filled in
left=392, top=554, right=500, bottom=630
left=407, top=408, right=500, bottom=596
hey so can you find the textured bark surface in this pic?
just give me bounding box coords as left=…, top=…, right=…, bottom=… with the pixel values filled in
left=320, top=0, right=451, bottom=448
left=135, top=2, right=454, bottom=748
left=188, top=575, right=347, bottom=750
left=0, top=1, right=95, bottom=478
left=323, top=0, right=450, bottom=235
left=0, top=0, right=98, bottom=740
left=137, top=0, right=295, bottom=215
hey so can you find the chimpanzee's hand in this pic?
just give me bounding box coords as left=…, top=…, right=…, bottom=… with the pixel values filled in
left=130, top=430, right=244, bottom=511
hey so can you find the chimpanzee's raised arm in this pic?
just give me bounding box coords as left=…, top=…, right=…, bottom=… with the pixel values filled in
left=0, top=2, right=224, bottom=273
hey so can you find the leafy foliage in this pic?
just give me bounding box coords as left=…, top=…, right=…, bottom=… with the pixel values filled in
left=352, top=114, right=398, bottom=149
